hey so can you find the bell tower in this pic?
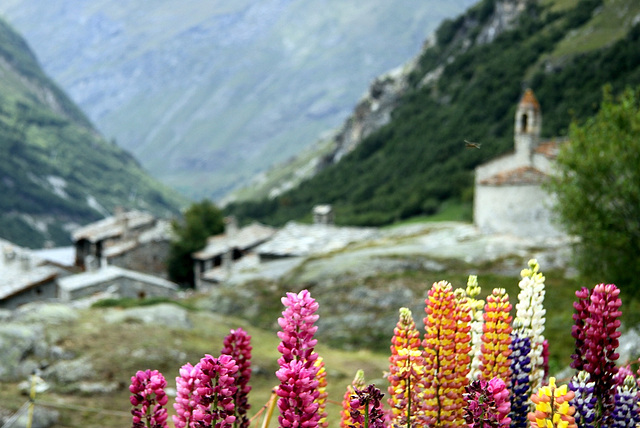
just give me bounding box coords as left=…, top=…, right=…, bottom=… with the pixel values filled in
left=514, top=89, right=541, bottom=162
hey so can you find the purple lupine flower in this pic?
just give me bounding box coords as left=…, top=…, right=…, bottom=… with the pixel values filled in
left=276, top=359, right=321, bottom=428
left=569, top=371, right=597, bottom=428
left=463, top=378, right=511, bottom=428
left=509, top=324, right=532, bottom=428
left=276, top=290, right=322, bottom=428
left=607, top=375, right=640, bottom=428
left=221, top=328, right=253, bottom=428
left=173, top=363, right=200, bottom=428
left=348, top=384, right=385, bottom=428
left=194, top=354, right=239, bottom=428
left=613, top=365, right=634, bottom=386
left=570, top=287, right=591, bottom=371
left=129, top=369, right=169, bottom=428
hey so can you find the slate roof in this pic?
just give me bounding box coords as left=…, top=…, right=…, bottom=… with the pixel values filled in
left=0, top=242, right=60, bottom=300
left=102, top=220, right=172, bottom=258
left=535, top=139, right=567, bottom=159
left=479, top=166, right=549, bottom=186
left=193, top=223, right=276, bottom=260
left=57, top=265, right=177, bottom=293
left=255, top=222, right=378, bottom=257
left=71, top=210, right=156, bottom=243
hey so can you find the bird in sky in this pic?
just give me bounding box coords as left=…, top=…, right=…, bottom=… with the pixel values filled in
left=465, top=139, right=481, bottom=149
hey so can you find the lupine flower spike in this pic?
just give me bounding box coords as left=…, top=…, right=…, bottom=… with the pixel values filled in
left=195, top=354, right=239, bottom=428
left=349, top=384, right=385, bottom=428
left=515, top=259, right=546, bottom=391
left=341, top=370, right=366, bottom=428
left=466, top=275, right=485, bottom=381
left=509, top=319, right=533, bottom=428
left=388, top=307, right=427, bottom=427
left=568, top=371, right=597, bottom=428
left=173, top=363, right=200, bottom=428
left=129, top=369, right=169, bottom=428
left=571, top=283, right=622, bottom=417
left=608, top=374, right=640, bottom=427
left=528, top=377, right=577, bottom=428
left=314, top=356, right=329, bottom=428
left=479, top=288, right=512, bottom=382
left=463, top=377, right=511, bottom=428
left=423, top=281, right=472, bottom=427
left=221, top=328, right=253, bottom=428
left=276, top=290, right=321, bottom=428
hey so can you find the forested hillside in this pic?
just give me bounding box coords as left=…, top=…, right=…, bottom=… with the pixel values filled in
left=0, top=17, right=185, bottom=248
left=226, top=0, right=640, bottom=226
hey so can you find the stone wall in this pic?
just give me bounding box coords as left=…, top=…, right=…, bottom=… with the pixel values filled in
left=107, top=241, right=170, bottom=279
left=474, top=183, right=563, bottom=238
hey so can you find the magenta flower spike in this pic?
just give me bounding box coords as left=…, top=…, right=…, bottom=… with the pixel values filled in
left=463, top=377, right=511, bottom=428
left=349, top=384, right=386, bottom=428
left=173, top=362, right=201, bottom=428
left=129, top=369, right=169, bottom=428
left=221, top=328, right=253, bottom=428
left=276, top=290, right=322, bottom=428
left=194, top=354, right=239, bottom=428
left=571, top=283, right=622, bottom=416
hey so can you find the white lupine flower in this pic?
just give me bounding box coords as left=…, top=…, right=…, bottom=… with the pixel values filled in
left=515, top=259, right=546, bottom=391
left=465, top=275, right=484, bottom=381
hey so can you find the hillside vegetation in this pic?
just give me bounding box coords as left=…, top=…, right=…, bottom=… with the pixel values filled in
left=0, top=0, right=476, bottom=200
left=0, top=18, right=185, bottom=248
left=226, top=0, right=640, bottom=227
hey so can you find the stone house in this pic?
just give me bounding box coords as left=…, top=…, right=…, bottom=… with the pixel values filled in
left=474, top=89, right=566, bottom=238
left=72, top=209, right=171, bottom=277
left=192, top=221, right=276, bottom=289
left=0, top=242, right=64, bottom=309
left=57, top=265, right=177, bottom=301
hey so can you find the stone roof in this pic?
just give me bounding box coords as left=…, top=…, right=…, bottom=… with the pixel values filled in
left=0, top=242, right=60, bottom=300
left=479, top=166, right=548, bottom=186
left=71, top=210, right=156, bottom=243
left=519, top=88, right=540, bottom=111
left=102, top=220, right=172, bottom=258
left=32, top=246, right=76, bottom=268
left=535, top=139, right=567, bottom=159
left=57, top=265, right=177, bottom=293
left=193, top=223, right=276, bottom=260
left=255, top=222, right=378, bottom=257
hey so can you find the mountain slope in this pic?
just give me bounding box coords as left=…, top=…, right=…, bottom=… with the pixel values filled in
left=0, top=0, right=476, bottom=200
left=0, top=17, right=185, bottom=248
left=225, top=0, right=640, bottom=226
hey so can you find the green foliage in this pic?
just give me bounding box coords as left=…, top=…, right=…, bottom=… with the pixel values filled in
left=229, top=0, right=636, bottom=228
left=167, top=200, right=225, bottom=286
left=548, top=85, right=640, bottom=295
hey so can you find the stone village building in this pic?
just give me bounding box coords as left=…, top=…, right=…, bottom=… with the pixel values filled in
left=474, top=89, right=567, bottom=239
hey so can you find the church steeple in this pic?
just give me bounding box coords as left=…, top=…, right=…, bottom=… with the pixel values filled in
left=514, top=89, right=541, bottom=160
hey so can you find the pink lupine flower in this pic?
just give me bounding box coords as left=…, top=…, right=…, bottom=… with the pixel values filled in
left=221, top=328, right=253, bottom=428
left=463, top=377, right=511, bottom=428
left=129, top=369, right=169, bottom=428
left=173, top=362, right=201, bottom=428
left=276, top=359, right=321, bottom=428
left=194, top=354, right=239, bottom=428
left=276, top=290, right=322, bottom=428
left=277, top=290, right=319, bottom=365
left=571, top=283, right=622, bottom=416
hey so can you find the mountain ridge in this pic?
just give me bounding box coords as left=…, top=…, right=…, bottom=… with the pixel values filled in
left=0, top=17, right=185, bottom=248
left=0, top=0, right=477, bottom=199
left=224, top=0, right=640, bottom=226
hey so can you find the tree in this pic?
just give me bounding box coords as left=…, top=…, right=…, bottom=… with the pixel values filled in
left=548, top=85, right=640, bottom=294
left=167, top=199, right=225, bottom=286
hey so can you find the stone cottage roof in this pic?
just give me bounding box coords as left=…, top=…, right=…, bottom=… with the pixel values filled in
left=193, top=223, right=276, bottom=260
left=57, top=265, right=177, bottom=294
left=0, top=243, right=60, bottom=301
left=519, top=88, right=540, bottom=111
left=71, top=210, right=155, bottom=243
left=255, top=222, right=378, bottom=258
left=535, top=139, right=567, bottom=159
left=102, top=220, right=172, bottom=259
left=479, top=166, right=548, bottom=186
